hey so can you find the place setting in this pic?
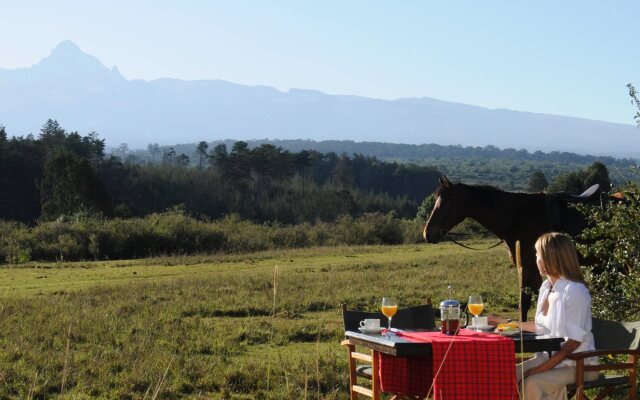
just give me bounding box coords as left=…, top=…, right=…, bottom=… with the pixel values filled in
left=357, top=297, right=398, bottom=335
left=467, top=295, right=495, bottom=332
left=358, top=318, right=384, bottom=334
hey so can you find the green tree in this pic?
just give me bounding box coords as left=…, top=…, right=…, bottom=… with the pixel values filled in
left=547, top=172, right=585, bottom=193
left=228, top=141, right=253, bottom=198
left=39, top=150, right=112, bottom=220
left=0, top=125, right=7, bottom=143
left=250, top=144, right=294, bottom=195
left=118, top=143, right=129, bottom=161
left=176, top=153, right=190, bottom=167
left=196, top=141, right=209, bottom=170
left=162, top=147, right=176, bottom=165
left=294, top=150, right=313, bottom=194
left=83, top=131, right=106, bottom=165
left=38, top=119, right=66, bottom=153
left=147, top=143, right=161, bottom=164
left=209, top=144, right=229, bottom=172
left=526, top=171, right=548, bottom=192
left=416, top=194, right=435, bottom=221
left=583, top=161, right=611, bottom=192
left=547, top=162, right=610, bottom=193
left=333, top=154, right=354, bottom=188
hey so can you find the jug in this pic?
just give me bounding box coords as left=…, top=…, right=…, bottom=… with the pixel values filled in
left=440, top=299, right=468, bottom=335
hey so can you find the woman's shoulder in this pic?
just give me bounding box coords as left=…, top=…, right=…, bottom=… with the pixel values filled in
left=563, top=280, right=590, bottom=296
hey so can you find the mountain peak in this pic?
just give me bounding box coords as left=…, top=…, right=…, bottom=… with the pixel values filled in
left=32, top=40, right=123, bottom=80
left=51, top=40, right=84, bottom=56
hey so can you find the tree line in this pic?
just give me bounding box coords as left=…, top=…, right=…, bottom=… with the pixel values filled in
left=0, top=120, right=441, bottom=224
left=128, top=139, right=637, bottom=168
left=121, top=139, right=636, bottom=192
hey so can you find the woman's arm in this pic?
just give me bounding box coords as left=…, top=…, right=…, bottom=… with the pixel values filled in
left=523, top=339, right=582, bottom=377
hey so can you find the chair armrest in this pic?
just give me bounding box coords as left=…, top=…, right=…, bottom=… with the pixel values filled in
left=568, top=349, right=640, bottom=360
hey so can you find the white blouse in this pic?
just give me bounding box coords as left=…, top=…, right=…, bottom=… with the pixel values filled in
left=534, top=278, right=597, bottom=367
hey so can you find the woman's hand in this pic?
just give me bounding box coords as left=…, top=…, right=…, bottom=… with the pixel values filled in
left=523, top=363, right=552, bottom=378
left=525, top=339, right=582, bottom=378
left=487, top=315, right=510, bottom=326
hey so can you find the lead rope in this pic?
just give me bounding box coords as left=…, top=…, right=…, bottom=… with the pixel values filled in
left=445, top=234, right=503, bottom=250
left=441, top=200, right=548, bottom=251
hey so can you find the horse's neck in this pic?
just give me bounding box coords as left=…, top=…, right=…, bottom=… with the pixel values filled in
left=465, top=191, right=544, bottom=238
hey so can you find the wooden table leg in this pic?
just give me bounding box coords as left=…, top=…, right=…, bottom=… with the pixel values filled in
left=372, top=350, right=381, bottom=400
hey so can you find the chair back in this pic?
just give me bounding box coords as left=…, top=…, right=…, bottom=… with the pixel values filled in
left=342, top=307, right=386, bottom=332
left=342, top=303, right=435, bottom=332
left=592, top=318, right=640, bottom=351
left=393, top=304, right=436, bottom=330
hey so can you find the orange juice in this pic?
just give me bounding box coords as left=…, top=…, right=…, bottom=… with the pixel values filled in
left=468, top=303, right=484, bottom=317
left=381, top=305, right=398, bottom=318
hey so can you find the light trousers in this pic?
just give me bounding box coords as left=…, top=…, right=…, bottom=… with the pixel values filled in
left=515, top=353, right=599, bottom=400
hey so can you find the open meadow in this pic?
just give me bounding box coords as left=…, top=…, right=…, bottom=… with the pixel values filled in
left=0, top=241, right=522, bottom=399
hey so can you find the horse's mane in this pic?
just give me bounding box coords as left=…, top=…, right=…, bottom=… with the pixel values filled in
left=435, top=182, right=526, bottom=208
left=434, top=182, right=505, bottom=197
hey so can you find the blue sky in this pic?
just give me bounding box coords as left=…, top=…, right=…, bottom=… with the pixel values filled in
left=1, top=1, right=639, bottom=125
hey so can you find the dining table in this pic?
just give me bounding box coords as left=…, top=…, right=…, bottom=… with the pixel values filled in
left=345, top=328, right=565, bottom=400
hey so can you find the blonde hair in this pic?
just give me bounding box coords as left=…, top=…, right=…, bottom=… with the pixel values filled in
left=535, top=232, right=585, bottom=283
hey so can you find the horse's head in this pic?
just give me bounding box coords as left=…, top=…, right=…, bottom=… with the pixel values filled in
left=423, top=176, right=467, bottom=243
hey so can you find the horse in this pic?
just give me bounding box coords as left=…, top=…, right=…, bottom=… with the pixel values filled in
left=423, top=176, right=602, bottom=321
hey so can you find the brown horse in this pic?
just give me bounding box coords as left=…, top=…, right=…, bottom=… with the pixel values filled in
left=423, top=176, right=601, bottom=321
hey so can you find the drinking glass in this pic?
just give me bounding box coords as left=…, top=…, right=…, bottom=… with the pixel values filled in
left=381, top=297, right=398, bottom=332
left=468, top=295, right=484, bottom=328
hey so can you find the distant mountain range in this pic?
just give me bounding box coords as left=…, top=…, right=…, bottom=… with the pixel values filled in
left=1, top=41, right=639, bottom=158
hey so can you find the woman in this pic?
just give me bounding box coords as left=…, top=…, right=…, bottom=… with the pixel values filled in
left=516, top=232, right=598, bottom=399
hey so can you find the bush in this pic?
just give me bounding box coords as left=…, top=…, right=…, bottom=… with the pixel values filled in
left=0, top=220, right=31, bottom=263
left=577, top=184, right=640, bottom=320
left=400, top=219, right=426, bottom=244
left=0, top=211, right=424, bottom=263
left=333, top=212, right=403, bottom=245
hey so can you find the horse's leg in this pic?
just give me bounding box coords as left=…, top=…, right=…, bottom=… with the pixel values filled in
left=505, top=240, right=535, bottom=322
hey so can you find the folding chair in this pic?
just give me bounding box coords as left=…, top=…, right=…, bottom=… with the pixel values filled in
left=341, top=299, right=435, bottom=400
left=567, top=318, right=640, bottom=400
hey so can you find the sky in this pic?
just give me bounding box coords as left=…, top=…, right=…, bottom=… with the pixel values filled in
left=1, top=0, right=639, bottom=126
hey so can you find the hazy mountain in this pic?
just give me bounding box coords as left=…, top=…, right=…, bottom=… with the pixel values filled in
left=1, top=41, right=639, bottom=157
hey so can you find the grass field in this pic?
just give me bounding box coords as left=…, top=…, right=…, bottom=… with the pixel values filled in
left=0, top=241, right=522, bottom=399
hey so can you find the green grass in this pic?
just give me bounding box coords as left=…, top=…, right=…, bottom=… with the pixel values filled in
left=0, top=242, right=522, bottom=399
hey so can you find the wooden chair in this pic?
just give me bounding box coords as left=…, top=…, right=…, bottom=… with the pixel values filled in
left=567, top=318, right=640, bottom=400
left=341, top=299, right=435, bottom=400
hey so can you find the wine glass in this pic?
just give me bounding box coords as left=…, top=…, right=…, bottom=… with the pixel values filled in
left=381, top=297, right=398, bottom=333
left=468, top=295, right=484, bottom=329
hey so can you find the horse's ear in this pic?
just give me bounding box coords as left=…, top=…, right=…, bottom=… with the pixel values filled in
left=440, top=176, right=452, bottom=188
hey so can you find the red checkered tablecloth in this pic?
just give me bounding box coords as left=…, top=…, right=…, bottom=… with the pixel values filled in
left=379, top=329, right=517, bottom=399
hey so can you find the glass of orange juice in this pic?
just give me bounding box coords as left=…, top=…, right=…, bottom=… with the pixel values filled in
left=381, top=297, right=398, bottom=332
left=468, top=295, right=484, bottom=329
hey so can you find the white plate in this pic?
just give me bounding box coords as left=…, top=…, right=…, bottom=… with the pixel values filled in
left=474, top=325, right=495, bottom=332
left=499, top=329, right=521, bottom=336
left=358, top=327, right=384, bottom=334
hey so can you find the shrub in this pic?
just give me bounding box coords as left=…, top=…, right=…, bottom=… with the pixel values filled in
left=0, top=211, right=427, bottom=263
left=0, top=220, right=31, bottom=263
left=577, top=184, right=640, bottom=320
